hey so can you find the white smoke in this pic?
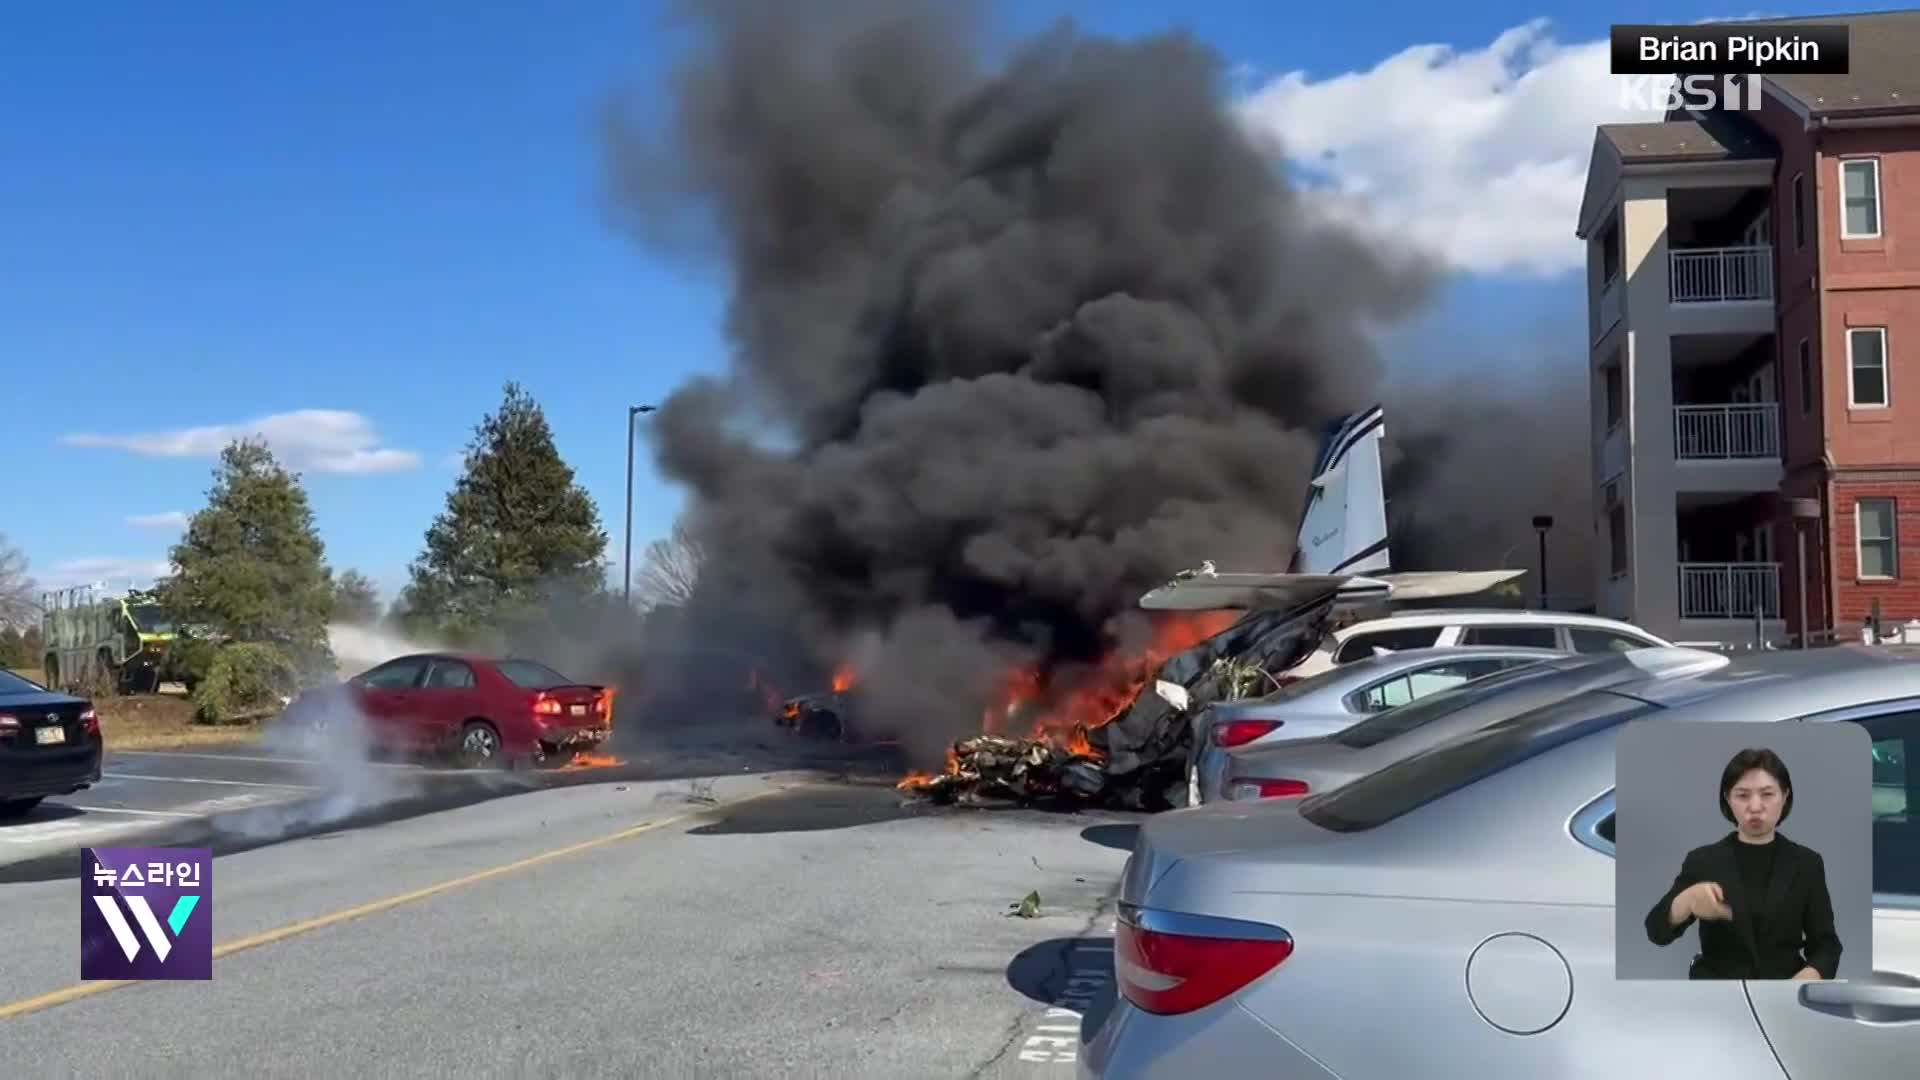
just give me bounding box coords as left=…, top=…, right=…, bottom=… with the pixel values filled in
left=326, top=621, right=449, bottom=673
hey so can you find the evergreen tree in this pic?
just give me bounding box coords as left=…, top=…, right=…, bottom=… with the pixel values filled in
left=161, top=439, right=335, bottom=669
left=330, top=569, right=381, bottom=624
left=404, top=382, right=609, bottom=641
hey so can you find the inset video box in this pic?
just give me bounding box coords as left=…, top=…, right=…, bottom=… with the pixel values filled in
left=1610, top=23, right=1850, bottom=75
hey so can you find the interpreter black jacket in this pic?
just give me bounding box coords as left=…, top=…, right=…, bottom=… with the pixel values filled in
left=1644, top=831, right=1843, bottom=980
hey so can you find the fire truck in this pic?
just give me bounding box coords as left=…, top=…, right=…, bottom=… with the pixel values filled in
left=40, top=585, right=189, bottom=695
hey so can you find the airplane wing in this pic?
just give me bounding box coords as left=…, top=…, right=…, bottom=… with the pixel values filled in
left=1136, top=568, right=1523, bottom=612
left=1137, top=571, right=1390, bottom=611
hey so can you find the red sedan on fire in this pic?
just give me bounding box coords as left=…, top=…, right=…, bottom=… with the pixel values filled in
left=281, top=652, right=615, bottom=768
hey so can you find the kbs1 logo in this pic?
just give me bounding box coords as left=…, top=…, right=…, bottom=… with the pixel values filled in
left=80, top=847, right=212, bottom=980
left=1616, top=73, right=1766, bottom=114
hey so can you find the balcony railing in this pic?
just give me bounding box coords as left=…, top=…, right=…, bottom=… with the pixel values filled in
left=1680, top=562, right=1781, bottom=619
left=1670, top=245, right=1773, bottom=303
left=1596, top=275, right=1622, bottom=340
left=1674, top=403, right=1780, bottom=459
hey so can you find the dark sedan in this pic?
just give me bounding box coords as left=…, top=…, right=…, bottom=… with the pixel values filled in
left=0, top=668, right=104, bottom=818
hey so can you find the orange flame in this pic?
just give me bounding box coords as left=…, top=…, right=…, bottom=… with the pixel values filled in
left=560, top=751, right=625, bottom=770
left=830, top=663, right=857, bottom=693
left=898, top=610, right=1240, bottom=788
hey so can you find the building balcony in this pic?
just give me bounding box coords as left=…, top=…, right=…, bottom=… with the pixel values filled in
left=1671, top=403, right=1783, bottom=494
left=1670, top=245, right=1772, bottom=304
left=1594, top=275, right=1623, bottom=344
left=1674, top=403, right=1779, bottom=459
left=1679, top=562, right=1780, bottom=619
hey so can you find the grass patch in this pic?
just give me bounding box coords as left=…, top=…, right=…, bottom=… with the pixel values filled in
left=4, top=667, right=265, bottom=751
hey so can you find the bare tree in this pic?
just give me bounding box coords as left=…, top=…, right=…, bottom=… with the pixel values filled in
left=632, top=521, right=705, bottom=611
left=0, top=533, right=40, bottom=629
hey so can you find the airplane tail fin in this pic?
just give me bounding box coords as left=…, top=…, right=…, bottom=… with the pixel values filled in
left=1288, top=404, right=1390, bottom=577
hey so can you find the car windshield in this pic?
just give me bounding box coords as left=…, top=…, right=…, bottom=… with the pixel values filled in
left=495, top=660, right=575, bottom=690
left=1302, top=690, right=1658, bottom=832
left=128, top=604, right=176, bottom=633
left=1333, top=660, right=1562, bottom=748
left=0, top=669, right=45, bottom=693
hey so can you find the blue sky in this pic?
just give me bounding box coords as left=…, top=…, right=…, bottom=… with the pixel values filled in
left=1, top=1, right=1866, bottom=604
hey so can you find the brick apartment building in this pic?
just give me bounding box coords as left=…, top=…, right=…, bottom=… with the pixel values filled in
left=1575, top=11, right=1920, bottom=646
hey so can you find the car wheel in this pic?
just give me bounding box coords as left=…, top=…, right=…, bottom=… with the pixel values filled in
left=0, top=797, right=45, bottom=819
left=455, top=721, right=503, bottom=769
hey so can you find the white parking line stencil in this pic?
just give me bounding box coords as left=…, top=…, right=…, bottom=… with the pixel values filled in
left=1018, top=943, right=1114, bottom=1067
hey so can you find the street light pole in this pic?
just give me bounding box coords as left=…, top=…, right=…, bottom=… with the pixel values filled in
left=1532, top=515, right=1554, bottom=609
left=623, top=404, right=657, bottom=608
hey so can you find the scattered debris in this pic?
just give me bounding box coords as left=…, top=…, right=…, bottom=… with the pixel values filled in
left=684, top=778, right=719, bottom=805
left=897, top=592, right=1337, bottom=810
left=1008, top=890, right=1042, bottom=918
left=898, top=735, right=1106, bottom=805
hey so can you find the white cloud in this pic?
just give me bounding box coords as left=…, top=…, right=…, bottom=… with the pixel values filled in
left=1238, top=19, right=1648, bottom=278
left=126, top=511, right=189, bottom=530
left=44, top=556, right=172, bottom=590
left=61, top=409, right=421, bottom=475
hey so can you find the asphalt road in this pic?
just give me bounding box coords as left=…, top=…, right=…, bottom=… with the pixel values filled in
left=0, top=720, right=917, bottom=878
left=0, top=771, right=1131, bottom=1078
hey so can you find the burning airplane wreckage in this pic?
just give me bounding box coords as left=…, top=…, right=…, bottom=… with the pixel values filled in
left=770, top=407, right=1523, bottom=810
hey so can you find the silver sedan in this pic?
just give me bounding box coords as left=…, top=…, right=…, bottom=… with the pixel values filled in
left=1085, top=644, right=1920, bottom=1079
left=1186, top=645, right=1562, bottom=806
left=1214, top=646, right=1732, bottom=802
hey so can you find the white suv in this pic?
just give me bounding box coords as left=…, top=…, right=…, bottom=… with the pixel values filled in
left=1289, top=609, right=1672, bottom=680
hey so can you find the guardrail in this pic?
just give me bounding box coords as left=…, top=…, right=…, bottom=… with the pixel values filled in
left=1670, top=245, right=1772, bottom=303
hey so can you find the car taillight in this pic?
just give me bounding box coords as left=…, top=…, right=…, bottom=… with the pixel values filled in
left=81, top=709, right=100, bottom=736
left=1213, top=719, right=1281, bottom=748
left=1227, top=777, right=1310, bottom=800
left=533, top=697, right=563, bottom=716
left=0, top=715, right=17, bottom=740
left=1114, top=902, right=1293, bottom=1015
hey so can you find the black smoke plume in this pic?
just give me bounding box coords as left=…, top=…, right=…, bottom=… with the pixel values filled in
left=601, top=0, right=1582, bottom=761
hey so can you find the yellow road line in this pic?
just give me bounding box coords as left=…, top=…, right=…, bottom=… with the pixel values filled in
left=0, top=783, right=800, bottom=1021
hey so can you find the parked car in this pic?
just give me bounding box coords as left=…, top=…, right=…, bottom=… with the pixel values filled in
left=1287, top=608, right=1673, bottom=681
left=281, top=653, right=613, bottom=768
left=1186, top=646, right=1563, bottom=805
left=1083, top=644, right=1920, bottom=1079
left=0, top=667, right=103, bottom=818
left=1213, top=646, right=1731, bottom=803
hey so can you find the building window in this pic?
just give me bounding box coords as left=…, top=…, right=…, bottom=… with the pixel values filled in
left=1603, top=362, right=1623, bottom=429
left=1848, top=327, right=1889, bottom=407
left=1792, top=172, right=1806, bottom=249
left=1609, top=505, right=1628, bottom=576
left=1840, top=159, right=1882, bottom=239
left=1857, top=498, right=1898, bottom=579
left=1798, top=339, right=1812, bottom=415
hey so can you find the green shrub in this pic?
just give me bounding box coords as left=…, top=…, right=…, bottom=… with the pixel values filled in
left=192, top=642, right=299, bottom=724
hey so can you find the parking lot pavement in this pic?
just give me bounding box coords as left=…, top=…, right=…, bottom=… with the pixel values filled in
left=0, top=726, right=917, bottom=878
left=0, top=776, right=1133, bottom=1077
left=1, top=749, right=329, bottom=861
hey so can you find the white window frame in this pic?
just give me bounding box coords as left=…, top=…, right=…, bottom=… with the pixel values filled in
left=1840, top=158, right=1883, bottom=240
left=1848, top=326, right=1890, bottom=408
left=1856, top=497, right=1898, bottom=581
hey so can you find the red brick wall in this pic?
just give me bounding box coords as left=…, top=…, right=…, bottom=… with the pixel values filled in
left=1817, top=128, right=1920, bottom=469
left=1750, top=90, right=1824, bottom=469
left=1829, top=478, right=1920, bottom=629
